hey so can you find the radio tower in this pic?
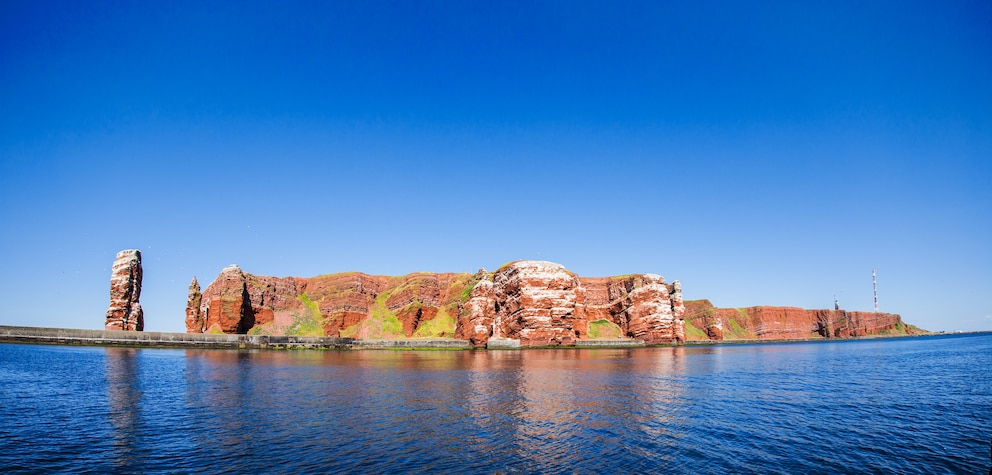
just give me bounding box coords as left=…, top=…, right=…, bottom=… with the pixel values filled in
left=872, top=269, right=878, bottom=313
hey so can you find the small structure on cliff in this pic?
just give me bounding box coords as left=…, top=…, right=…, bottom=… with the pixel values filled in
left=105, top=249, right=143, bottom=331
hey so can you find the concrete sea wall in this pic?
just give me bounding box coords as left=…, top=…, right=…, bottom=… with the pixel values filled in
left=0, top=326, right=469, bottom=350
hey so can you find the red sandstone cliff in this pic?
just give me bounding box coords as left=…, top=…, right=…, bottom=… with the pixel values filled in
left=190, top=264, right=479, bottom=339
left=189, top=261, right=917, bottom=345
left=189, top=260, right=686, bottom=346
left=455, top=261, right=684, bottom=346
left=682, top=299, right=919, bottom=341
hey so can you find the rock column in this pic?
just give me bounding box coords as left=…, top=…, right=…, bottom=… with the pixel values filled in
left=185, top=277, right=203, bottom=333
left=105, top=249, right=143, bottom=331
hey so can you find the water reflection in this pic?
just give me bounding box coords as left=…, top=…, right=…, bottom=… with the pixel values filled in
left=104, top=348, right=142, bottom=471
left=465, top=348, right=693, bottom=472
left=467, top=350, right=528, bottom=469
left=182, top=350, right=273, bottom=467
left=5, top=335, right=987, bottom=474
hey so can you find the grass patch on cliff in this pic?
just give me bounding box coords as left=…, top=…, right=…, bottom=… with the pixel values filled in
left=457, top=277, right=477, bottom=302
left=495, top=260, right=522, bottom=273
left=286, top=312, right=323, bottom=337
left=587, top=319, right=623, bottom=339
left=445, top=271, right=486, bottom=303
left=340, top=291, right=403, bottom=339
left=413, top=306, right=456, bottom=338
left=877, top=321, right=929, bottom=336
left=285, top=293, right=325, bottom=337
left=683, top=321, right=709, bottom=341
left=248, top=323, right=276, bottom=336
left=299, top=293, right=320, bottom=315
left=339, top=324, right=358, bottom=338
left=724, top=309, right=756, bottom=340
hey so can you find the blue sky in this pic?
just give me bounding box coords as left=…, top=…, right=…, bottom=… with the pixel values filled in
left=1, top=0, right=989, bottom=333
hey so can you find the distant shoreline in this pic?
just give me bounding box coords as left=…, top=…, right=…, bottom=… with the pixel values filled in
left=2, top=325, right=983, bottom=351
left=682, top=332, right=980, bottom=346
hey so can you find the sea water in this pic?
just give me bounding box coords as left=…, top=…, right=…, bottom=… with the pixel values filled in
left=1, top=334, right=989, bottom=474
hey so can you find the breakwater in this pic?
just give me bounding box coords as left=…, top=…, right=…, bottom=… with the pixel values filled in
left=0, top=326, right=659, bottom=350
left=0, top=326, right=468, bottom=350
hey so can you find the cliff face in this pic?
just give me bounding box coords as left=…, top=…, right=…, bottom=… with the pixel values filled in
left=191, top=260, right=686, bottom=346
left=188, top=261, right=920, bottom=344
left=682, top=299, right=916, bottom=341
left=105, top=249, right=143, bottom=331
left=193, top=265, right=478, bottom=339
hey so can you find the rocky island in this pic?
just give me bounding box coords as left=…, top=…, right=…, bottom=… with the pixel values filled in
left=0, top=256, right=925, bottom=350
left=186, top=260, right=921, bottom=347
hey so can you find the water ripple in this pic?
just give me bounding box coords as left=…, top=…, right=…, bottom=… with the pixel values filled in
left=1, top=335, right=990, bottom=473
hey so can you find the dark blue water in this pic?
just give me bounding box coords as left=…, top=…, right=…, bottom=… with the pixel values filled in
left=1, top=335, right=990, bottom=474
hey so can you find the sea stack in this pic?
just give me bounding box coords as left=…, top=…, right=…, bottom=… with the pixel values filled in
left=185, top=277, right=204, bottom=333
left=105, top=249, right=143, bottom=331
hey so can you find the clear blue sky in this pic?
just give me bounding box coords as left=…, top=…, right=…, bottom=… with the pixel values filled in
left=1, top=0, right=989, bottom=333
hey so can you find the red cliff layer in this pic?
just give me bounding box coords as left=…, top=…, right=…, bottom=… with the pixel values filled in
left=189, top=260, right=686, bottom=346
left=682, top=299, right=917, bottom=341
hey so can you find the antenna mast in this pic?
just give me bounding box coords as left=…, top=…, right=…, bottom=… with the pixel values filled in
left=872, top=268, right=878, bottom=313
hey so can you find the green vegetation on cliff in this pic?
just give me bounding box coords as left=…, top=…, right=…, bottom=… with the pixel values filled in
left=340, top=291, right=403, bottom=339
left=285, top=293, right=325, bottom=337
left=725, top=309, right=756, bottom=339
left=413, top=306, right=456, bottom=338
left=877, top=321, right=929, bottom=336
left=587, top=319, right=622, bottom=339
left=683, top=321, right=709, bottom=340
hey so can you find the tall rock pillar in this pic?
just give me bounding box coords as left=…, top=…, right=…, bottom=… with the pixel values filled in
left=185, top=277, right=204, bottom=333
left=105, top=249, right=144, bottom=331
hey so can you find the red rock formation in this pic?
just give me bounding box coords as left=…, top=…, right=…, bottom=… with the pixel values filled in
left=448, top=261, right=685, bottom=347
left=197, top=265, right=253, bottom=333
left=575, top=273, right=685, bottom=346
left=683, top=299, right=912, bottom=341
left=190, top=260, right=687, bottom=346
left=490, top=261, right=582, bottom=346
left=185, top=277, right=203, bottom=333
left=191, top=262, right=918, bottom=344
left=192, top=266, right=480, bottom=339
left=105, top=249, right=143, bottom=331
left=457, top=272, right=496, bottom=346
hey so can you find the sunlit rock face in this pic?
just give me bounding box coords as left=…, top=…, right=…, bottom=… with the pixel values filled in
left=491, top=261, right=583, bottom=346
left=456, top=273, right=496, bottom=347
left=575, top=274, right=685, bottom=346
left=197, top=264, right=254, bottom=334
left=463, top=261, right=686, bottom=347
left=190, top=260, right=688, bottom=346
left=105, top=249, right=143, bottom=331
left=682, top=300, right=912, bottom=341
left=192, top=266, right=478, bottom=338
